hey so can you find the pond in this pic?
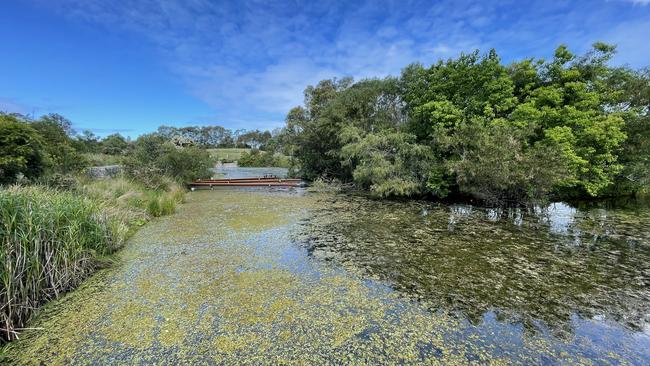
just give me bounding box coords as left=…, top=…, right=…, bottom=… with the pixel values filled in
left=3, top=172, right=649, bottom=365
left=212, top=166, right=289, bottom=179
left=300, top=194, right=650, bottom=364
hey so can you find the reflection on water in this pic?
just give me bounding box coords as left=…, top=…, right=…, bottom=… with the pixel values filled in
left=300, top=194, right=650, bottom=349
left=5, top=182, right=649, bottom=364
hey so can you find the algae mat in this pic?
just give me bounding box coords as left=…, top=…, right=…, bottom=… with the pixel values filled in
left=3, top=189, right=647, bottom=365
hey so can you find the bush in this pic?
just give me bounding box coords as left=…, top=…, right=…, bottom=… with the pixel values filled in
left=0, top=114, right=45, bottom=184
left=30, top=114, right=88, bottom=175
left=238, top=149, right=287, bottom=167
left=0, top=186, right=125, bottom=341
left=101, top=134, right=129, bottom=155
left=123, top=134, right=214, bottom=187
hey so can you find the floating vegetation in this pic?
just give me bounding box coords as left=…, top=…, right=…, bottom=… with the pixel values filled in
left=2, top=189, right=649, bottom=365
left=299, top=194, right=650, bottom=359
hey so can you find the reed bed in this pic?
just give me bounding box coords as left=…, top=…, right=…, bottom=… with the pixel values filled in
left=0, top=186, right=124, bottom=341
left=0, top=178, right=187, bottom=342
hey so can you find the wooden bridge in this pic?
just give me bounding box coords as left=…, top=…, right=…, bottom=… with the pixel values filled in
left=189, top=175, right=304, bottom=189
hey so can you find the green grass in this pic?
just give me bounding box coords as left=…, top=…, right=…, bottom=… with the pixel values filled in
left=207, top=148, right=250, bottom=162
left=0, top=186, right=125, bottom=342
left=79, top=176, right=185, bottom=218
left=0, top=177, right=188, bottom=343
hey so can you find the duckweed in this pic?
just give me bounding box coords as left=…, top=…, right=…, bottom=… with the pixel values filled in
left=2, top=188, right=648, bottom=365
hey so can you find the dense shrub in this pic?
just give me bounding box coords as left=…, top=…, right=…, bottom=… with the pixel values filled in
left=30, top=114, right=88, bottom=175
left=238, top=149, right=287, bottom=167
left=101, top=134, right=129, bottom=155
left=0, top=114, right=45, bottom=184
left=0, top=112, right=87, bottom=184
left=123, top=134, right=214, bottom=188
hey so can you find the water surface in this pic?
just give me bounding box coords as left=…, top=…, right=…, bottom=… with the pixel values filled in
left=212, top=166, right=289, bottom=179
left=300, top=194, right=650, bottom=363
left=3, top=180, right=649, bottom=365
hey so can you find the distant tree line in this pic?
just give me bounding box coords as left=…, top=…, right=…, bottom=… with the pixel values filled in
left=0, top=113, right=222, bottom=186
left=273, top=43, right=650, bottom=203
left=155, top=125, right=274, bottom=149
left=0, top=110, right=298, bottom=185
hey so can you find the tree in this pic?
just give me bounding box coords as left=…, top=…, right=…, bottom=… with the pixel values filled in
left=0, top=114, right=45, bottom=184
left=340, top=129, right=433, bottom=197
left=281, top=43, right=647, bottom=203
left=101, top=134, right=129, bottom=155
left=73, top=130, right=101, bottom=153
left=30, top=113, right=87, bottom=174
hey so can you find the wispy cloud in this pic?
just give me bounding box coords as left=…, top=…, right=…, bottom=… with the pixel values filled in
left=0, top=96, right=66, bottom=117
left=29, top=0, right=650, bottom=128
left=623, top=0, right=650, bottom=5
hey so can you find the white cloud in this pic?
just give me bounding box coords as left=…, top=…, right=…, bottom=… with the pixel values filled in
left=28, top=0, right=650, bottom=128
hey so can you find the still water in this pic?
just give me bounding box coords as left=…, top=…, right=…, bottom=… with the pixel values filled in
left=300, top=194, right=650, bottom=364
left=3, top=169, right=648, bottom=364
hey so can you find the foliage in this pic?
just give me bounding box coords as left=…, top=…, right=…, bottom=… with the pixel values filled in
left=123, top=134, right=214, bottom=188
left=72, top=130, right=101, bottom=153
left=101, top=133, right=129, bottom=155
left=281, top=43, right=649, bottom=203
left=444, top=122, right=572, bottom=203
left=604, top=67, right=650, bottom=195
left=1, top=113, right=87, bottom=183
left=238, top=149, right=289, bottom=168
left=0, top=186, right=124, bottom=341
left=0, top=114, right=45, bottom=184
left=340, top=129, right=433, bottom=197
left=29, top=114, right=88, bottom=175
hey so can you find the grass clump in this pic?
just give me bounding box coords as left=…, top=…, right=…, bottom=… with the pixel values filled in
left=80, top=176, right=185, bottom=218
left=0, top=176, right=188, bottom=343
left=0, top=186, right=125, bottom=341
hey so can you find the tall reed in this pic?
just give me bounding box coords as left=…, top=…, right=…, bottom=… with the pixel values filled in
left=0, top=186, right=124, bottom=341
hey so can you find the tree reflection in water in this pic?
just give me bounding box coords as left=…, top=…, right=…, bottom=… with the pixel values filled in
left=301, top=194, right=650, bottom=338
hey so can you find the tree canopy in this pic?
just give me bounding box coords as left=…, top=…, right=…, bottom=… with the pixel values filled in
left=277, top=43, right=650, bottom=203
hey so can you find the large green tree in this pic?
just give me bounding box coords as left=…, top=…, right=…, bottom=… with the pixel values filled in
left=281, top=43, right=647, bottom=203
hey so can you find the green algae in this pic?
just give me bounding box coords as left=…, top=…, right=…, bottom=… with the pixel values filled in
left=2, top=188, right=648, bottom=365
left=300, top=195, right=650, bottom=335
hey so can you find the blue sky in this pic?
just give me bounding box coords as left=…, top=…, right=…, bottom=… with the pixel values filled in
left=1, top=0, right=649, bottom=137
